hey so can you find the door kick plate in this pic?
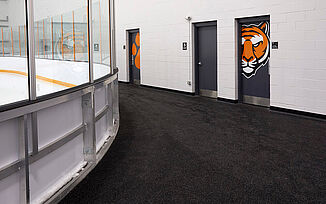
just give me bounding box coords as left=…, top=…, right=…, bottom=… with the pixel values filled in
left=243, top=95, right=270, bottom=107
left=200, top=89, right=217, bottom=98
left=133, top=79, right=140, bottom=85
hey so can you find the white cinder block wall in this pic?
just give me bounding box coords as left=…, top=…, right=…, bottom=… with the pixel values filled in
left=115, top=0, right=326, bottom=115
left=0, top=1, right=9, bottom=27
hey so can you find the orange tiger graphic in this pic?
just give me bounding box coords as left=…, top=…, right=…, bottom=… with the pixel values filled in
left=241, top=22, right=270, bottom=78
left=132, top=32, right=140, bottom=69
left=57, top=32, right=86, bottom=56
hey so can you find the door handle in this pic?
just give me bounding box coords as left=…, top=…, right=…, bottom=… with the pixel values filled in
left=198, top=62, right=202, bottom=66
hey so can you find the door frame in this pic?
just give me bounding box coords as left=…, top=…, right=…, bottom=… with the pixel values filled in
left=126, top=29, right=140, bottom=84
left=236, top=15, right=270, bottom=105
left=193, top=21, right=218, bottom=97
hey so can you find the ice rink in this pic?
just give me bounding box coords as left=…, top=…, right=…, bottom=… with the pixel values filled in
left=0, top=57, right=111, bottom=106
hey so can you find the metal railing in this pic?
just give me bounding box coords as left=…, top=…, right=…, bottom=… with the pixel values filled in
left=0, top=70, right=119, bottom=204
left=0, top=0, right=118, bottom=203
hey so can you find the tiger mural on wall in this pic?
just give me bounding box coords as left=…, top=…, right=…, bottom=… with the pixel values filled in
left=241, top=22, right=270, bottom=79
left=56, top=31, right=87, bottom=60
left=132, top=32, right=140, bottom=69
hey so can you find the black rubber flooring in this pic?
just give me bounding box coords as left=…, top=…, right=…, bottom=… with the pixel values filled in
left=61, top=83, right=326, bottom=203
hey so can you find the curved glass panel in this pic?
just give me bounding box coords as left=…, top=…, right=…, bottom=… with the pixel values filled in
left=0, top=0, right=113, bottom=107
left=93, top=0, right=111, bottom=80
left=0, top=0, right=28, bottom=106
left=33, top=0, right=89, bottom=96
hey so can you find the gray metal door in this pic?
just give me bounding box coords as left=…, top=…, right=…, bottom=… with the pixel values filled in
left=129, top=30, right=140, bottom=84
left=195, top=23, right=217, bottom=98
left=239, top=16, right=270, bottom=107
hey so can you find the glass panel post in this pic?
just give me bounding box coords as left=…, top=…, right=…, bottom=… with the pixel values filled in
left=112, top=0, right=116, bottom=70
left=109, top=0, right=112, bottom=73
left=88, top=0, right=94, bottom=83
left=26, top=0, right=37, bottom=100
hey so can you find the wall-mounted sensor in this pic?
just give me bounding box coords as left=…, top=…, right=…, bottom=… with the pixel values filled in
left=185, top=16, right=192, bottom=21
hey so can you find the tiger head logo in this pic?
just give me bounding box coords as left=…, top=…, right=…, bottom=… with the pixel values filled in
left=57, top=31, right=86, bottom=59
left=132, top=32, right=140, bottom=69
left=241, top=22, right=270, bottom=79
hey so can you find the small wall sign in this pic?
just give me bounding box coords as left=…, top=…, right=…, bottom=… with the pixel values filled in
left=272, top=42, right=278, bottom=49
left=182, top=42, right=187, bottom=50
left=94, top=44, right=99, bottom=51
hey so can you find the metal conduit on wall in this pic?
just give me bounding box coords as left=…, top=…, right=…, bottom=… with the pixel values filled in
left=0, top=0, right=119, bottom=203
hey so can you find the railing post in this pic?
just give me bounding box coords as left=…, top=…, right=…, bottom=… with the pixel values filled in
left=106, top=83, right=113, bottom=134
left=31, top=112, right=38, bottom=155
left=112, top=78, right=119, bottom=124
left=82, top=90, right=96, bottom=162
left=19, top=115, right=30, bottom=204
left=24, top=1, right=36, bottom=202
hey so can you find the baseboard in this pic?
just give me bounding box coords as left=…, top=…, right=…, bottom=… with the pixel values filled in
left=118, top=81, right=130, bottom=84
left=217, top=97, right=238, bottom=104
left=270, top=106, right=325, bottom=120
left=140, top=84, right=195, bottom=96
left=119, top=82, right=326, bottom=120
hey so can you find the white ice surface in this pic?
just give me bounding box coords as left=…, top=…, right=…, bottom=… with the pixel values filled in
left=0, top=57, right=110, bottom=106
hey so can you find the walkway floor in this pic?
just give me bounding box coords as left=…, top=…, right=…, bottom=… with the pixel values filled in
left=61, top=83, right=326, bottom=203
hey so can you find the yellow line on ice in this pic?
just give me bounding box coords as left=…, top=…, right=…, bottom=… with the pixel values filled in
left=0, top=69, right=76, bottom=88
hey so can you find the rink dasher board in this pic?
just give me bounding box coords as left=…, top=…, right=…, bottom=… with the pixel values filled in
left=0, top=71, right=119, bottom=204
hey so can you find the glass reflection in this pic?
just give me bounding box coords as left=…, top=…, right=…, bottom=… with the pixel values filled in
left=0, top=0, right=113, bottom=105
left=0, top=0, right=28, bottom=106
left=33, top=0, right=89, bottom=96
left=93, top=0, right=111, bottom=80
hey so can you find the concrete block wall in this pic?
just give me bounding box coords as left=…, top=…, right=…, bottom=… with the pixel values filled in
left=0, top=0, right=9, bottom=27
left=115, top=0, right=326, bottom=115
